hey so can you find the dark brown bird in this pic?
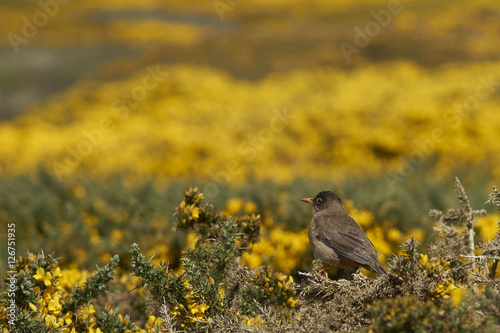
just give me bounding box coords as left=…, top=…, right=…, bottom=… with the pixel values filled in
left=301, top=191, right=386, bottom=278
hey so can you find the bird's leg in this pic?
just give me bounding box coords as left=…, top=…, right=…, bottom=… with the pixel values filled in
left=318, top=266, right=333, bottom=279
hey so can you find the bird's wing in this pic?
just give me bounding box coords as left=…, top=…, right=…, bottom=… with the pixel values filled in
left=314, top=213, right=382, bottom=272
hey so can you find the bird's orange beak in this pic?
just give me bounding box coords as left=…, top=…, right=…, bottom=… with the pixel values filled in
left=300, top=197, right=314, bottom=205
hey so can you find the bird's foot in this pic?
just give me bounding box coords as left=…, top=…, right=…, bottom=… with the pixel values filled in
left=318, top=267, right=333, bottom=279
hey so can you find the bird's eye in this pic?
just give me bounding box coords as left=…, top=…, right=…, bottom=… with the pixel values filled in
left=316, top=198, right=323, bottom=204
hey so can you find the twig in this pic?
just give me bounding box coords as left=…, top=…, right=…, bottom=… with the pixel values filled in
left=455, top=177, right=478, bottom=293
left=461, top=255, right=500, bottom=260
left=490, top=260, right=498, bottom=280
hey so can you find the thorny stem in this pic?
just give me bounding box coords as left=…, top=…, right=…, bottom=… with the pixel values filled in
left=486, top=186, right=500, bottom=280
left=490, top=260, right=498, bottom=280
left=455, top=177, right=478, bottom=293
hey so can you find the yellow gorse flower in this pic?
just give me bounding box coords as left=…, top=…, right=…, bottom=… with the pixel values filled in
left=242, top=315, right=262, bottom=327
left=287, top=297, right=297, bottom=308
left=191, top=207, right=199, bottom=219
left=34, top=267, right=53, bottom=287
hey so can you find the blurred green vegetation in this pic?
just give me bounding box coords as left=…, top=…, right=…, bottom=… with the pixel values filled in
left=0, top=165, right=496, bottom=275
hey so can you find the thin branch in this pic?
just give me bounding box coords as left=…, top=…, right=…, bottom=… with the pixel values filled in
left=461, top=255, right=500, bottom=260
left=455, top=177, right=478, bottom=293
left=490, top=260, right=498, bottom=280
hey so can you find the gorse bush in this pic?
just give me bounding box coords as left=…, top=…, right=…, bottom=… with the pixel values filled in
left=2, top=62, right=500, bottom=184
left=1, top=181, right=499, bottom=332
left=130, top=187, right=297, bottom=331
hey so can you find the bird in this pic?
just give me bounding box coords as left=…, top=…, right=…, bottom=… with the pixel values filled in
left=300, top=190, right=386, bottom=278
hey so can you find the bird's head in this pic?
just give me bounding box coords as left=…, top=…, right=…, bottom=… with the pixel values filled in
left=300, top=190, right=343, bottom=213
